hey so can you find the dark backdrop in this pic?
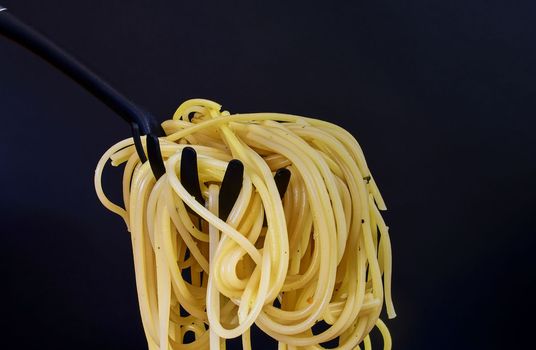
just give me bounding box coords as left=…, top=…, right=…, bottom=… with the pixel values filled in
left=1, top=1, right=534, bottom=349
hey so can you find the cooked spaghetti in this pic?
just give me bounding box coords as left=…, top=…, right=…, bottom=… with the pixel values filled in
left=95, top=99, right=395, bottom=350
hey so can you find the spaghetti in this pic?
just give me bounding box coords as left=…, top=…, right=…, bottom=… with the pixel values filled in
left=95, top=99, right=395, bottom=350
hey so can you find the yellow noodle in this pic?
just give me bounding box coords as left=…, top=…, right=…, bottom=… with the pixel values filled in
left=94, top=99, right=395, bottom=349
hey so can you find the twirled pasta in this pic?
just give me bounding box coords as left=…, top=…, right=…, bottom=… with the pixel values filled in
left=95, top=99, right=395, bottom=350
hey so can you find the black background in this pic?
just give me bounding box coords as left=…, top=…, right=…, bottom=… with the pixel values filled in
left=1, top=1, right=535, bottom=349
